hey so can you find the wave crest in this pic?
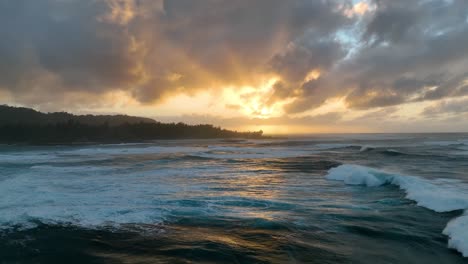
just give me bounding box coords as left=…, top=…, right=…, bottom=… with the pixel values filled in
left=326, top=164, right=468, bottom=257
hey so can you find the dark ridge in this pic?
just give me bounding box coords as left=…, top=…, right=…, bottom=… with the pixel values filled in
left=0, top=105, right=264, bottom=144
left=0, top=105, right=155, bottom=126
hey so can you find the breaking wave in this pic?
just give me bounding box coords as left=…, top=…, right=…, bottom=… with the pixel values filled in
left=326, top=164, right=468, bottom=257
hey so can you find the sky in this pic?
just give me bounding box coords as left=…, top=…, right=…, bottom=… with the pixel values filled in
left=1, top=0, right=468, bottom=134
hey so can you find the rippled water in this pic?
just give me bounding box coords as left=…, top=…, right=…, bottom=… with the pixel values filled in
left=1, top=134, right=468, bottom=263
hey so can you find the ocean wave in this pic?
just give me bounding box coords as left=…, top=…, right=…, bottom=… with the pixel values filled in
left=314, top=143, right=359, bottom=150
left=0, top=172, right=169, bottom=231
left=0, top=162, right=285, bottom=233
left=63, top=145, right=206, bottom=156
left=325, top=164, right=468, bottom=257
left=197, top=146, right=314, bottom=159
left=258, top=140, right=320, bottom=147
left=362, top=147, right=455, bottom=158
left=0, top=165, right=204, bottom=231
left=0, top=153, right=59, bottom=164
left=359, top=145, right=375, bottom=152
left=381, top=149, right=406, bottom=156
left=358, top=146, right=406, bottom=156
left=423, top=139, right=468, bottom=147
left=63, top=144, right=317, bottom=160
left=265, top=157, right=341, bottom=173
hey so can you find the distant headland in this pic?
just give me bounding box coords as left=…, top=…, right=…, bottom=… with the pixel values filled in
left=0, top=105, right=264, bottom=144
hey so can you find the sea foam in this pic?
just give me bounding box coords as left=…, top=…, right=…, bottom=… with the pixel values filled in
left=326, top=164, right=468, bottom=257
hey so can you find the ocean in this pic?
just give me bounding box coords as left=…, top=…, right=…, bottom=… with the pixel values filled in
left=1, top=134, right=467, bottom=263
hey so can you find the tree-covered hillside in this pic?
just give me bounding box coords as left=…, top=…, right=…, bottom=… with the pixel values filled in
left=0, top=105, right=263, bottom=144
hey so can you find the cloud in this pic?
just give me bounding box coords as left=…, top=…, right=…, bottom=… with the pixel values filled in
left=274, top=0, right=468, bottom=115
left=423, top=97, right=468, bottom=117
left=0, top=0, right=353, bottom=108
left=331, top=0, right=468, bottom=109
left=0, top=0, right=468, bottom=121
left=0, top=0, right=140, bottom=95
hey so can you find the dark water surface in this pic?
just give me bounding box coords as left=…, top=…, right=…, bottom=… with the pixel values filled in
left=1, top=134, right=468, bottom=263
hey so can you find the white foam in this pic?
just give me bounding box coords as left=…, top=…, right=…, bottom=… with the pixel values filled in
left=326, top=164, right=468, bottom=257
left=444, top=214, right=468, bottom=257
left=326, top=165, right=387, bottom=187
left=0, top=166, right=196, bottom=230
left=359, top=145, right=375, bottom=152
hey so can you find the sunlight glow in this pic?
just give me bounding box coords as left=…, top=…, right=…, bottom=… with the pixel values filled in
left=305, top=97, right=347, bottom=116
left=222, top=76, right=288, bottom=119
left=304, top=69, right=321, bottom=83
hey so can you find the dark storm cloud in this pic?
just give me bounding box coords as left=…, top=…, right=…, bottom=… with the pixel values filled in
left=0, top=0, right=140, bottom=93
left=270, top=38, right=346, bottom=83
left=1, top=0, right=468, bottom=117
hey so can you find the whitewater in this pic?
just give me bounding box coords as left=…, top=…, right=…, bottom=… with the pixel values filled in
left=0, top=134, right=467, bottom=263
left=326, top=164, right=468, bottom=257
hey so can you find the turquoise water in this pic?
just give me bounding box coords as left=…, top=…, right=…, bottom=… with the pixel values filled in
left=0, top=134, right=467, bottom=263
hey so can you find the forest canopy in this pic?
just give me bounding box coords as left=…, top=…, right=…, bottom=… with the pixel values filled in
left=0, top=105, right=263, bottom=144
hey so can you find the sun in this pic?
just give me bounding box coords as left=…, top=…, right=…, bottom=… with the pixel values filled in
left=220, top=76, right=291, bottom=119
left=239, top=77, right=281, bottom=118
left=242, top=101, right=275, bottom=119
